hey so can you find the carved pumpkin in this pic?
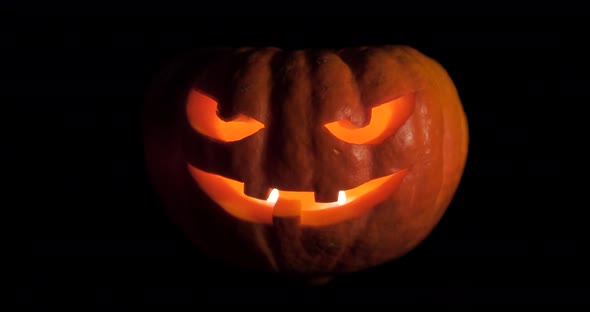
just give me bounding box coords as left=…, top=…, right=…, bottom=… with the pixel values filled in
left=143, top=45, right=469, bottom=280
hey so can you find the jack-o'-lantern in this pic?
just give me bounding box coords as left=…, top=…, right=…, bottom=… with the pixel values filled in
left=143, top=45, right=469, bottom=282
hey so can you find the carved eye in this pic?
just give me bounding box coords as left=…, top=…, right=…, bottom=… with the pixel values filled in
left=186, top=89, right=265, bottom=142
left=324, top=94, right=415, bottom=145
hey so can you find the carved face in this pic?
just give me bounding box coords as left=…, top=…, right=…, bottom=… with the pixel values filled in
left=185, top=89, right=413, bottom=226
left=144, top=45, right=468, bottom=276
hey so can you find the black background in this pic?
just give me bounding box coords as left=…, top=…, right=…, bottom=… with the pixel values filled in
left=6, top=13, right=589, bottom=305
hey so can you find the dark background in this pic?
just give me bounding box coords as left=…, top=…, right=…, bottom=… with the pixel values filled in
left=6, top=14, right=589, bottom=305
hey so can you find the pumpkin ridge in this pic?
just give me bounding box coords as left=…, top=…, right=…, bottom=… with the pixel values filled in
left=230, top=48, right=279, bottom=199
left=264, top=50, right=315, bottom=191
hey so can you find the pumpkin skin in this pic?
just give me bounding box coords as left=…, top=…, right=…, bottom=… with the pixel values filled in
left=143, top=45, right=468, bottom=279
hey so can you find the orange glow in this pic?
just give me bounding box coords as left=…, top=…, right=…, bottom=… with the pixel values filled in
left=324, top=94, right=415, bottom=144
left=186, top=89, right=265, bottom=142
left=187, top=164, right=408, bottom=226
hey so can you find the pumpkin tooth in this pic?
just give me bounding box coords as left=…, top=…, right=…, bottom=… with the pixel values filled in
left=266, top=189, right=279, bottom=205
left=337, top=191, right=346, bottom=205
left=243, top=182, right=271, bottom=200
left=314, top=190, right=340, bottom=203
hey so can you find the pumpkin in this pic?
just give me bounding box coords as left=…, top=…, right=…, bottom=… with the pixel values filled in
left=143, top=45, right=469, bottom=281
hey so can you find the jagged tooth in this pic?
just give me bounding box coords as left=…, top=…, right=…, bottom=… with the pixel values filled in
left=266, top=188, right=279, bottom=205
left=337, top=191, right=346, bottom=205
left=314, top=188, right=340, bottom=203
left=243, top=182, right=271, bottom=200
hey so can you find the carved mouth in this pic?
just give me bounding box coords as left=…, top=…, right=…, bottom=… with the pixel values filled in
left=187, top=164, right=408, bottom=226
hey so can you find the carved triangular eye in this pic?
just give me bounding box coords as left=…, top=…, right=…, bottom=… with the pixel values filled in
left=186, top=89, right=265, bottom=142
left=324, top=93, right=415, bottom=144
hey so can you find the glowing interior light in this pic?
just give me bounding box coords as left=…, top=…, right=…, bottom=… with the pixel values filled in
left=186, top=89, right=265, bottom=142
left=188, top=164, right=409, bottom=226
left=324, top=93, right=415, bottom=145
left=337, top=190, right=346, bottom=205
left=267, top=188, right=279, bottom=205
